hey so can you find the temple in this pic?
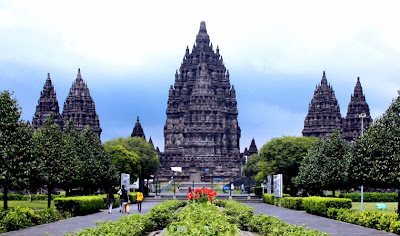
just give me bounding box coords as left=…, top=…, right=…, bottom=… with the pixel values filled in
left=302, top=71, right=342, bottom=139
left=244, top=138, right=258, bottom=158
left=342, top=77, right=372, bottom=141
left=131, top=116, right=146, bottom=139
left=62, top=69, right=102, bottom=137
left=158, top=21, right=242, bottom=182
left=32, top=73, right=63, bottom=129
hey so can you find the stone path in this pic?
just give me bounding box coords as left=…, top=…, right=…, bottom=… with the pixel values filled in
left=246, top=203, right=397, bottom=236
left=0, top=201, right=159, bottom=236
left=1, top=200, right=398, bottom=236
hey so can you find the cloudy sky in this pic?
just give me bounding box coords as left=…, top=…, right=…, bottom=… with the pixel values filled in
left=1, top=1, right=399, bottom=151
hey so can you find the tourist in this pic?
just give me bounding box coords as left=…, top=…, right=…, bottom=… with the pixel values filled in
left=136, top=191, right=144, bottom=213
left=188, top=186, right=192, bottom=193
left=241, top=184, right=245, bottom=194
left=107, top=189, right=114, bottom=214
left=231, top=183, right=236, bottom=194
left=119, top=185, right=128, bottom=213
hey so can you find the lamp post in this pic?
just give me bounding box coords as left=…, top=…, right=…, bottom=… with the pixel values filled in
left=359, top=113, right=366, bottom=213
left=171, top=167, right=182, bottom=199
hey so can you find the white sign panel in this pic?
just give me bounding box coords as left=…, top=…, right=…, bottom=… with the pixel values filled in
left=273, top=174, right=283, bottom=198
left=121, top=173, right=130, bottom=194
left=267, top=175, right=272, bottom=195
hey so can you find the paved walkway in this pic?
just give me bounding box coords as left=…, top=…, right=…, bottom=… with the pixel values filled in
left=246, top=203, right=397, bottom=236
left=0, top=201, right=159, bottom=236
left=1, top=200, right=398, bottom=236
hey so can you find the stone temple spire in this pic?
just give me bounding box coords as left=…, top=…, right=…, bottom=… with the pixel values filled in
left=32, top=73, right=63, bottom=129
left=342, top=77, right=372, bottom=141
left=248, top=138, right=258, bottom=156
left=62, top=68, right=102, bottom=137
left=159, top=21, right=241, bottom=182
left=302, top=71, right=342, bottom=139
left=131, top=116, right=146, bottom=139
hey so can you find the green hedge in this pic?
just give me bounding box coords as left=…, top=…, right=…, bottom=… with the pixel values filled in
left=339, top=192, right=398, bottom=202
left=54, top=196, right=105, bottom=216
left=0, top=207, right=69, bottom=233
left=217, top=200, right=254, bottom=230
left=327, top=208, right=400, bottom=234
left=302, top=197, right=352, bottom=216
left=248, top=214, right=329, bottom=236
left=282, top=197, right=304, bottom=210
left=262, top=193, right=291, bottom=206
left=147, top=200, right=187, bottom=231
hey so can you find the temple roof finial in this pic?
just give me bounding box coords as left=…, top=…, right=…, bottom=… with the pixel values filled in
left=199, top=21, right=207, bottom=32
left=47, top=73, right=51, bottom=80
left=137, top=116, right=139, bottom=122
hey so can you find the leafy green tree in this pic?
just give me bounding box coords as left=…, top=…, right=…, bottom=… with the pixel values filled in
left=253, top=136, right=317, bottom=194
left=294, top=130, right=350, bottom=196
left=0, top=91, right=34, bottom=209
left=77, top=126, right=117, bottom=194
left=243, top=154, right=260, bottom=180
left=350, top=91, right=400, bottom=210
left=104, top=144, right=141, bottom=181
left=103, top=137, right=159, bottom=192
left=32, top=118, right=75, bottom=208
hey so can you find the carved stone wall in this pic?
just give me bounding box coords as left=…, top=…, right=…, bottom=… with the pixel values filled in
left=158, top=22, right=241, bottom=182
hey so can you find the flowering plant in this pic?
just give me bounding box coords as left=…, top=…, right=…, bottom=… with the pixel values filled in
left=187, top=188, right=217, bottom=203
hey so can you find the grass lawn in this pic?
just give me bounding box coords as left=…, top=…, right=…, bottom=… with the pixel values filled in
left=0, top=200, right=53, bottom=210
left=352, top=202, right=398, bottom=213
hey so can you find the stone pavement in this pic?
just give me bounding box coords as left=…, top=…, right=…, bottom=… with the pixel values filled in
left=0, top=201, right=159, bottom=236
left=1, top=200, right=398, bottom=236
left=246, top=203, right=397, bottom=236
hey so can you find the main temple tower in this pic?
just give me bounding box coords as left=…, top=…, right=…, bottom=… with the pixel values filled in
left=159, top=21, right=241, bottom=182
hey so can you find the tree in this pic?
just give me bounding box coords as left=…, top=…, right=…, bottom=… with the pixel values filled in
left=243, top=154, right=260, bottom=181
left=294, top=130, right=350, bottom=196
left=104, top=144, right=141, bottom=181
left=32, top=118, right=76, bottom=208
left=253, top=136, right=317, bottom=194
left=0, top=91, right=33, bottom=209
left=76, top=126, right=117, bottom=194
left=350, top=91, right=400, bottom=210
left=103, top=137, right=159, bottom=192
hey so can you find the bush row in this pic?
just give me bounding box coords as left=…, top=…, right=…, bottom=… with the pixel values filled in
left=282, top=197, right=304, bottom=210
left=0, top=207, right=69, bottom=233
left=217, top=200, right=254, bottom=230
left=69, top=200, right=186, bottom=236
left=0, top=193, right=65, bottom=201
left=54, top=196, right=105, bottom=216
left=167, top=202, right=240, bottom=235
left=327, top=208, right=400, bottom=234
left=262, top=193, right=291, bottom=206
left=302, top=197, right=352, bottom=216
left=339, top=192, right=398, bottom=202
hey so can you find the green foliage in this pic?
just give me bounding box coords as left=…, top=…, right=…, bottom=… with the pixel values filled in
left=167, top=202, right=240, bottom=236
left=54, top=196, right=105, bottom=216
left=0, top=193, right=65, bottom=201
left=104, top=144, right=141, bottom=181
left=262, top=193, right=290, bottom=206
left=147, top=200, right=187, bottom=231
left=103, top=137, right=160, bottom=179
left=327, top=208, right=400, bottom=234
left=339, top=192, right=398, bottom=202
left=294, top=130, right=351, bottom=195
left=217, top=200, right=254, bottom=230
left=302, top=196, right=352, bottom=216
left=243, top=154, right=260, bottom=180
left=0, top=90, right=34, bottom=210
left=254, top=136, right=317, bottom=193
left=70, top=214, right=150, bottom=236
left=0, top=206, right=69, bottom=233
left=248, top=214, right=329, bottom=236
left=282, top=197, right=304, bottom=210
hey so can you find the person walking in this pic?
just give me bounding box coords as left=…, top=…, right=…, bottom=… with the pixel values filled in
left=136, top=191, right=144, bottom=213
left=107, top=189, right=115, bottom=214
left=231, top=183, right=236, bottom=194
left=119, top=185, right=128, bottom=213
left=241, top=184, right=245, bottom=194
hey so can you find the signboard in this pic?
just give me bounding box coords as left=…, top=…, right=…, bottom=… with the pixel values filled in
left=130, top=178, right=139, bottom=189
left=204, top=168, right=209, bottom=172
left=267, top=175, right=272, bottom=195
left=121, top=173, right=130, bottom=194
left=216, top=178, right=221, bottom=182
left=171, top=167, right=182, bottom=172
left=273, top=174, right=283, bottom=198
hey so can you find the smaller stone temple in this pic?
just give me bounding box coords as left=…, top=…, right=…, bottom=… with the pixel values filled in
left=243, top=138, right=258, bottom=158
left=131, top=116, right=146, bottom=139
left=32, top=73, right=63, bottom=129
left=302, top=71, right=342, bottom=139
left=342, top=77, right=372, bottom=141
left=62, top=69, right=102, bottom=137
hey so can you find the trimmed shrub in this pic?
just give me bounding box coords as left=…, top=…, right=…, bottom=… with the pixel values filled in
left=262, top=193, right=290, bottom=206
left=54, top=196, right=105, bottom=216
left=0, top=207, right=69, bottom=233
left=147, top=200, right=187, bottom=231
left=339, top=192, right=398, bottom=202
left=248, top=214, right=329, bottom=236
left=218, top=200, right=254, bottom=230
left=282, top=197, right=304, bottom=210
left=0, top=193, right=65, bottom=201
left=302, top=197, right=352, bottom=216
